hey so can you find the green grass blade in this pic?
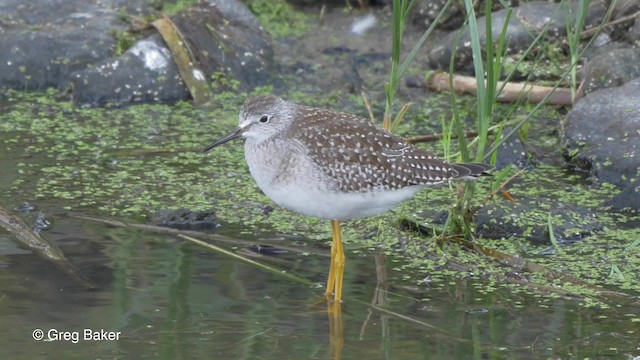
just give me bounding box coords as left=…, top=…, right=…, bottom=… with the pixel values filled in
left=484, top=3, right=616, bottom=160
left=397, top=0, right=453, bottom=77
left=547, top=213, right=561, bottom=253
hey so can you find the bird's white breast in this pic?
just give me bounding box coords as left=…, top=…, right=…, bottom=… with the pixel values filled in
left=243, top=138, right=424, bottom=220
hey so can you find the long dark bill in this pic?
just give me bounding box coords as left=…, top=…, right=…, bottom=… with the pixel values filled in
left=202, top=127, right=244, bottom=153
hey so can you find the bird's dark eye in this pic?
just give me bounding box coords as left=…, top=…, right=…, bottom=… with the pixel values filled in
left=259, top=115, right=269, bottom=123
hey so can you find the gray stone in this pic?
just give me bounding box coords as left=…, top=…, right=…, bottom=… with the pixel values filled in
left=70, top=0, right=274, bottom=106
left=561, top=78, right=640, bottom=211
left=475, top=200, right=602, bottom=244
left=169, top=1, right=274, bottom=91
left=412, top=0, right=464, bottom=30
left=579, top=48, right=640, bottom=96
left=0, top=0, right=273, bottom=106
left=0, top=3, right=127, bottom=91
left=207, top=0, right=262, bottom=29
left=629, top=18, right=640, bottom=47
left=494, top=127, right=532, bottom=170
left=70, top=34, right=189, bottom=107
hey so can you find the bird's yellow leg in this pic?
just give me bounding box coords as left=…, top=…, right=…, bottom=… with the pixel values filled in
left=325, top=222, right=337, bottom=299
left=325, top=220, right=338, bottom=299
left=333, top=223, right=345, bottom=302
left=326, top=220, right=345, bottom=302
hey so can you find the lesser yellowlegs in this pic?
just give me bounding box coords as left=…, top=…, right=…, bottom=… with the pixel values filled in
left=204, top=95, right=491, bottom=301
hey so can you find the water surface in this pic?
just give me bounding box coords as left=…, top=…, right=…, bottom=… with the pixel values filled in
left=1, top=213, right=638, bottom=359
left=0, top=94, right=638, bottom=359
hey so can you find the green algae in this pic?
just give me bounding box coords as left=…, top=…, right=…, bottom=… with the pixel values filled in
left=246, top=0, right=309, bottom=38
left=160, top=0, right=200, bottom=15
left=1, top=90, right=639, bottom=307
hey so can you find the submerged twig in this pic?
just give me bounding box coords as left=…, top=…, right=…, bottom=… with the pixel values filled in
left=70, top=215, right=328, bottom=285
left=178, top=234, right=314, bottom=286
left=0, top=206, right=95, bottom=289
left=0, top=206, right=65, bottom=261
left=70, top=213, right=317, bottom=286
left=353, top=297, right=462, bottom=337
left=69, top=213, right=328, bottom=257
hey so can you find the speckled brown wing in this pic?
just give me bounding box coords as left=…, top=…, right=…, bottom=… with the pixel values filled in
left=288, top=106, right=461, bottom=193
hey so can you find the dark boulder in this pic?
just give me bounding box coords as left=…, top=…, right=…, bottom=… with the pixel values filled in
left=578, top=48, right=640, bottom=96
left=70, top=0, right=274, bottom=106
left=69, top=34, right=190, bottom=106
left=0, top=1, right=128, bottom=91
left=561, top=77, right=640, bottom=211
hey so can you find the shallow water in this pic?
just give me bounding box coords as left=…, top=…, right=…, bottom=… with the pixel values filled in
left=1, top=94, right=639, bottom=359
left=1, top=212, right=639, bottom=359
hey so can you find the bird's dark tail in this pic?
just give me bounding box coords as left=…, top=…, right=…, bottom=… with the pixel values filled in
left=451, top=163, right=493, bottom=179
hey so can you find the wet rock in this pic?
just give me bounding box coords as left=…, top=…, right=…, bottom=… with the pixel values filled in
left=614, top=0, right=640, bottom=22
left=210, top=0, right=262, bottom=29
left=169, top=1, right=274, bottom=91
left=318, top=47, right=367, bottom=94
left=0, top=1, right=128, bottom=91
left=561, top=77, right=640, bottom=211
left=278, top=39, right=385, bottom=103
left=494, top=127, right=532, bottom=170
left=610, top=185, right=640, bottom=211
left=629, top=17, right=640, bottom=47
left=70, top=34, right=189, bottom=107
left=33, top=212, right=53, bottom=235
left=0, top=0, right=272, bottom=107
left=153, top=208, right=219, bottom=230
left=71, top=0, right=274, bottom=106
left=402, top=199, right=602, bottom=245
left=475, top=201, right=602, bottom=244
left=411, top=0, right=464, bottom=30
left=16, top=202, right=36, bottom=214
left=578, top=48, right=640, bottom=96
left=426, top=1, right=607, bottom=73
left=248, top=244, right=288, bottom=255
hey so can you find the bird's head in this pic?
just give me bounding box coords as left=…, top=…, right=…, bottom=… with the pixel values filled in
left=203, top=95, right=293, bottom=152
